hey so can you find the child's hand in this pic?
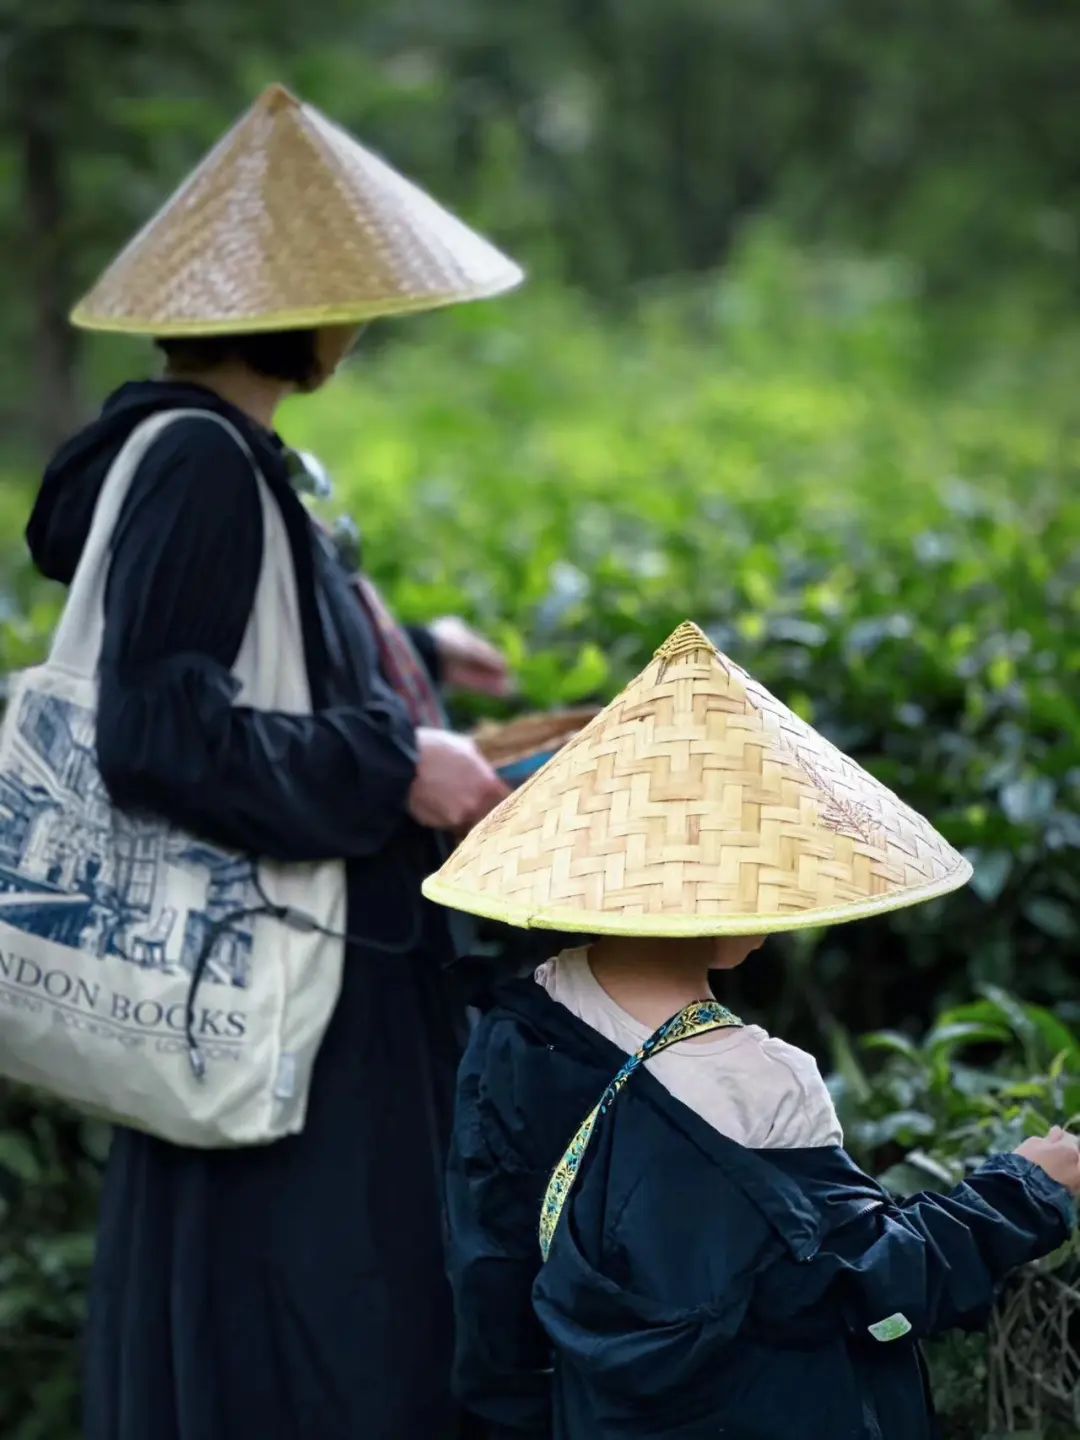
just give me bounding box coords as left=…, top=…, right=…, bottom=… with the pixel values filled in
left=1014, top=1127, right=1080, bottom=1195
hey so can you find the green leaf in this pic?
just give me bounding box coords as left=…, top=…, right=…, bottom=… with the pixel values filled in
left=975, top=987, right=1040, bottom=1057
left=553, top=642, right=609, bottom=704
left=828, top=1023, right=872, bottom=1104
left=1023, top=897, right=1078, bottom=941
left=966, top=848, right=1013, bottom=903
left=0, top=1285, right=41, bottom=1329
left=998, top=1081, right=1051, bottom=1101
left=1031, top=1237, right=1080, bottom=1274
left=1049, top=1049, right=1071, bottom=1081
left=78, top=1121, right=113, bottom=1166
left=980, top=989, right=1080, bottom=1070
left=29, top=1231, right=96, bottom=1276
left=1017, top=1104, right=1053, bottom=1135
left=923, top=1021, right=1011, bottom=1053
left=860, top=1030, right=921, bottom=1063
left=856, top=1110, right=938, bottom=1147
left=0, top=1131, right=41, bottom=1185
left=904, top=1149, right=964, bottom=1187
left=877, top=1162, right=932, bottom=1197
left=999, top=777, right=1055, bottom=826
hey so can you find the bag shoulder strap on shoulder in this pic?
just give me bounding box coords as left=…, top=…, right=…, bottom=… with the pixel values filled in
left=49, top=409, right=262, bottom=674
left=538, top=999, right=743, bottom=1261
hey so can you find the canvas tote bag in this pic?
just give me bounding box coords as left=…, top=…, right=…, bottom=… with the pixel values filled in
left=0, top=410, right=346, bottom=1147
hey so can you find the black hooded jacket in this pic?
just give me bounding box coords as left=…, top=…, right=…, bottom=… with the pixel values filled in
left=27, top=381, right=467, bottom=1440
left=448, top=978, right=1076, bottom=1440
left=29, top=381, right=248, bottom=587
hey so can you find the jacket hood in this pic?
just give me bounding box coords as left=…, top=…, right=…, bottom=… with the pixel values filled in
left=26, top=381, right=267, bottom=584
left=491, top=978, right=830, bottom=1248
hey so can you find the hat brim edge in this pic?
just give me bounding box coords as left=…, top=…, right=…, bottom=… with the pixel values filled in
left=421, top=855, right=974, bottom=937
left=69, top=266, right=526, bottom=336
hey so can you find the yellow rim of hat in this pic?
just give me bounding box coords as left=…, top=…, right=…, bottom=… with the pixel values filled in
left=422, top=861, right=972, bottom=936
left=70, top=275, right=521, bottom=336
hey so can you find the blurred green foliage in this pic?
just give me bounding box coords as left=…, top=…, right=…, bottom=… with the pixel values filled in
left=835, top=989, right=1080, bottom=1195
left=0, top=1097, right=104, bottom=1440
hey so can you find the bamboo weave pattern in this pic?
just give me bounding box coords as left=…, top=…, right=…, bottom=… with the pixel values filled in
left=73, top=85, right=523, bottom=335
left=425, top=622, right=971, bottom=935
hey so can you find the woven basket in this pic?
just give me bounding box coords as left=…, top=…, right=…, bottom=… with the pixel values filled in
left=474, top=708, right=601, bottom=775
left=72, top=84, right=523, bottom=336
left=425, top=622, right=972, bottom=937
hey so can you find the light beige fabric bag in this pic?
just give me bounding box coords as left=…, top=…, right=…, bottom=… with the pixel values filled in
left=0, top=411, right=346, bottom=1146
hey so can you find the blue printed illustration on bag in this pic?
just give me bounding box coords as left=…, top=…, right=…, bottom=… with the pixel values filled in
left=0, top=691, right=257, bottom=988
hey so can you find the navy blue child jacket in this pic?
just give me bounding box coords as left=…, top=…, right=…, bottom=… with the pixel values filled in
left=447, top=979, right=1075, bottom=1440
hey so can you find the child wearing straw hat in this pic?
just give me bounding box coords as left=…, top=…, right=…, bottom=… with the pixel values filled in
left=425, top=622, right=1079, bottom=1440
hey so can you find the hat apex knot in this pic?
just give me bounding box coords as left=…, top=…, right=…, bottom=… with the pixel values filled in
left=260, top=83, right=300, bottom=114
left=654, top=621, right=717, bottom=663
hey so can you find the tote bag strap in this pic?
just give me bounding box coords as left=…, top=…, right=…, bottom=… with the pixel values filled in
left=538, top=999, right=744, bottom=1262
left=49, top=409, right=260, bottom=674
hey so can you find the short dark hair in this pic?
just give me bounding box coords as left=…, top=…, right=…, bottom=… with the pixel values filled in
left=155, top=329, right=321, bottom=388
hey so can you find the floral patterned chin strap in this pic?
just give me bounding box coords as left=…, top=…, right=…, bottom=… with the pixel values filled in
left=539, top=999, right=744, bottom=1261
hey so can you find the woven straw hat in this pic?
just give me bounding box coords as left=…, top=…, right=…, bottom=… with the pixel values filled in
left=423, top=622, right=972, bottom=936
left=71, top=84, right=524, bottom=336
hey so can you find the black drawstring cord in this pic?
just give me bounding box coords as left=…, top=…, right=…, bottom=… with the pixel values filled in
left=184, top=900, right=284, bottom=1081
left=248, top=868, right=423, bottom=958
left=184, top=867, right=423, bottom=1081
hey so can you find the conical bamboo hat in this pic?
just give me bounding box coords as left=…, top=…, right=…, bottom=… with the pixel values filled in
left=423, top=622, right=972, bottom=936
left=71, top=84, right=524, bottom=336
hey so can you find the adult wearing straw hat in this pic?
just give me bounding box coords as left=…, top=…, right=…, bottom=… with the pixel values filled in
left=429, top=623, right=1079, bottom=1440
left=25, top=85, right=522, bottom=1440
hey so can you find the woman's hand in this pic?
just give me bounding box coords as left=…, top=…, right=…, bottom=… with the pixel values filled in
left=429, top=616, right=514, bottom=698
left=1014, top=1127, right=1080, bottom=1195
left=407, top=728, right=510, bottom=832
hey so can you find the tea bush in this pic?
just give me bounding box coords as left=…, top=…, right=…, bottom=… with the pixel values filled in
left=832, top=987, right=1080, bottom=1438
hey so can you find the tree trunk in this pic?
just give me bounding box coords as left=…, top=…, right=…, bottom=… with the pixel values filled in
left=14, top=45, right=79, bottom=454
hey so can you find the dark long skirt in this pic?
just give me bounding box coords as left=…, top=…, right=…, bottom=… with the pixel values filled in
left=84, top=936, right=461, bottom=1440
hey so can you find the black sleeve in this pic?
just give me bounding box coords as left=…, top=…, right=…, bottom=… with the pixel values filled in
left=96, top=417, right=417, bottom=863
left=406, top=625, right=443, bottom=685
left=839, top=1154, right=1075, bottom=1338
left=447, top=1020, right=553, bottom=1439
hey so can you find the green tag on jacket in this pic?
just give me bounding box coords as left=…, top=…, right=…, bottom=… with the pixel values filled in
left=868, top=1312, right=912, bottom=1342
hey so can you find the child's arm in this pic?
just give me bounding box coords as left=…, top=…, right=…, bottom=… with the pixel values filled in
left=840, top=1142, right=1077, bottom=1340
left=447, top=1027, right=553, bottom=1440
